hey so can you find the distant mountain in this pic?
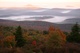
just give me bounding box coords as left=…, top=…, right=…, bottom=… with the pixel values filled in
left=0, top=8, right=80, bottom=18
left=0, top=19, right=74, bottom=32
left=0, top=8, right=80, bottom=24
left=29, top=16, right=53, bottom=20
left=41, top=8, right=71, bottom=15
left=0, top=8, right=48, bottom=17
left=64, top=9, right=80, bottom=16
left=60, top=18, right=80, bottom=24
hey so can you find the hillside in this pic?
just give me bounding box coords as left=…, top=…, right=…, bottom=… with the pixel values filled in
left=0, top=19, right=73, bottom=32
left=60, top=18, right=80, bottom=24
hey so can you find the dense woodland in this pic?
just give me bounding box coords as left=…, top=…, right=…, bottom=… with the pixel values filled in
left=0, top=23, right=80, bottom=53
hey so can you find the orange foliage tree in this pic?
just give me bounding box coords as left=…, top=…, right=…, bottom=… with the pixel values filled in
left=3, top=35, right=16, bottom=48
left=46, top=26, right=66, bottom=48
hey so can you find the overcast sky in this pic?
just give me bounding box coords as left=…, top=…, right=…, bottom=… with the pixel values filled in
left=0, top=0, right=80, bottom=8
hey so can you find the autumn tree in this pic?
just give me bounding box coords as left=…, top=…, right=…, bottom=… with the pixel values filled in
left=48, top=26, right=66, bottom=42
left=3, top=35, right=16, bottom=48
left=46, top=26, right=66, bottom=50
left=0, top=31, right=4, bottom=47
left=49, top=26, right=55, bottom=34
left=46, top=32, right=64, bottom=49
left=67, top=23, right=80, bottom=43
left=14, top=26, right=26, bottom=47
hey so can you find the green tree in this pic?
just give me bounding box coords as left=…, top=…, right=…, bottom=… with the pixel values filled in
left=67, top=23, right=80, bottom=43
left=14, top=26, right=26, bottom=47
left=43, top=31, right=49, bottom=35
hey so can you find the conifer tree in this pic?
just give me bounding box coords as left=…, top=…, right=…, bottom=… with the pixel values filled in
left=67, top=23, right=80, bottom=43
left=14, top=26, right=26, bottom=47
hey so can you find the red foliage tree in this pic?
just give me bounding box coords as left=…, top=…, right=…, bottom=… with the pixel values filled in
left=32, top=40, right=37, bottom=46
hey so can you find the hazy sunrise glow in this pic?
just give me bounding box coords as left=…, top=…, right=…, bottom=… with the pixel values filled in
left=0, top=0, right=80, bottom=8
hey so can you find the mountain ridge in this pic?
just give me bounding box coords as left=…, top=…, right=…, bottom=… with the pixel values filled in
left=0, top=19, right=74, bottom=32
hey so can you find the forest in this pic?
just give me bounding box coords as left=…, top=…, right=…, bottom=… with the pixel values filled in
left=0, top=23, right=80, bottom=53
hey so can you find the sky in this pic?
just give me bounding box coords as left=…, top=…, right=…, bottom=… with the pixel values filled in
left=0, top=0, right=80, bottom=8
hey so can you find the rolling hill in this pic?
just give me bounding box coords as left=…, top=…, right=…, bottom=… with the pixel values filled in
left=60, top=18, right=80, bottom=24
left=0, top=19, right=74, bottom=32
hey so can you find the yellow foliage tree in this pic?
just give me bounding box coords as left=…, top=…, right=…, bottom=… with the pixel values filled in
left=46, top=32, right=64, bottom=48
left=48, top=26, right=66, bottom=47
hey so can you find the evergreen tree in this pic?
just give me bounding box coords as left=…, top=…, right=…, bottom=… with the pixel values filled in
left=14, top=26, right=26, bottom=47
left=67, top=23, right=80, bottom=43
